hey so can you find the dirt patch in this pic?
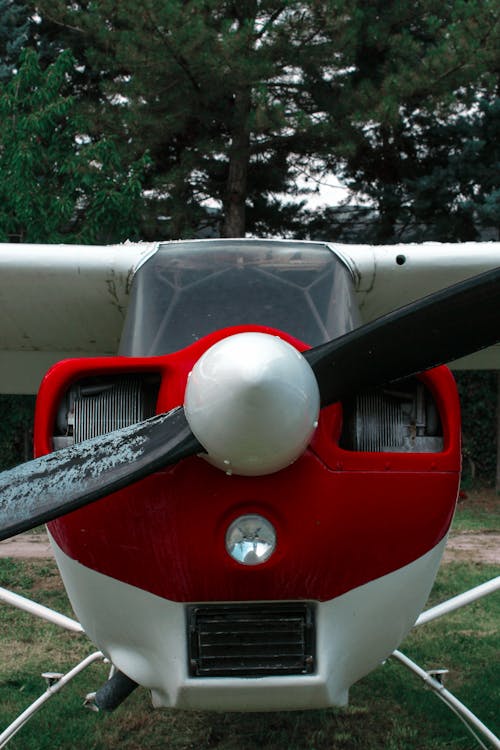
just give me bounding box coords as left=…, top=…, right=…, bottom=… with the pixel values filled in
left=443, top=530, right=500, bottom=565
left=0, top=531, right=53, bottom=559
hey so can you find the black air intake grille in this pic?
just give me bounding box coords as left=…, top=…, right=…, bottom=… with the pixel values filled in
left=187, top=603, right=315, bottom=678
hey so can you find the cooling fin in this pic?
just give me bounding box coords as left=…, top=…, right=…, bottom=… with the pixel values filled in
left=53, top=375, right=160, bottom=449
left=340, top=378, right=443, bottom=453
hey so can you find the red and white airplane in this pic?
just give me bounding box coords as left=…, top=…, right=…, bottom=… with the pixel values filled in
left=0, top=239, right=499, bottom=745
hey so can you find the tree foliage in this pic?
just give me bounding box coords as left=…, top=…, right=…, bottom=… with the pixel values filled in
left=0, top=0, right=31, bottom=81
left=319, top=88, right=500, bottom=245
left=33, top=0, right=499, bottom=239
left=455, top=372, right=498, bottom=487
left=0, top=47, right=149, bottom=244
left=0, top=396, right=35, bottom=470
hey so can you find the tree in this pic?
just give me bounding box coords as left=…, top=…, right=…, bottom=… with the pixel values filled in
left=309, top=0, right=500, bottom=245
left=0, top=395, right=35, bottom=469
left=32, top=0, right=498, bottom=239
left=0, top=0, right=31, bottom=81
left=0, top=47, right=149, bottom=244
left=318, top=88, right=499, bottom=245
left=455, top=372, right=498, bottom=488
left=34, top=0, right=345, bottom=238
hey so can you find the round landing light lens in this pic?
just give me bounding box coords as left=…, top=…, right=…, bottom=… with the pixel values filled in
left=225, top=514, right=276, bottom=566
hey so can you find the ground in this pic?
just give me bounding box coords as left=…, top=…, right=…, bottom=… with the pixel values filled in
left=0, top=532, right=52, bottom=559
left=442, top=529, right=500, bottom=564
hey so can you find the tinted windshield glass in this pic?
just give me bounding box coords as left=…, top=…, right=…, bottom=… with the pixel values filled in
left=120, top=240, right=360, bottom=356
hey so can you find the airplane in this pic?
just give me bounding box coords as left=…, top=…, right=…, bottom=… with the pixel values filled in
left=0, top=238, right=499, bottom=747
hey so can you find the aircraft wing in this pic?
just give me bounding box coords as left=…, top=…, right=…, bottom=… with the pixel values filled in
left=0, top=240, right=498, bottom=394
left=0, top=243, right=157, bottom=393
left=332, top=241, right=500, bottom=370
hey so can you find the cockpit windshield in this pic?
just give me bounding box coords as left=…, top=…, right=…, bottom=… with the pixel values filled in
left=120, top=240, right=360, bottom=356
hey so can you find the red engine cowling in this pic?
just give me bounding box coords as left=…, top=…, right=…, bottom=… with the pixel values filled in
left=34, top=325, right=461, bottom=604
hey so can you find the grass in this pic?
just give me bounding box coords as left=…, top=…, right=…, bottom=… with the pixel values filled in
left=0, top=492, right=498, bottom=750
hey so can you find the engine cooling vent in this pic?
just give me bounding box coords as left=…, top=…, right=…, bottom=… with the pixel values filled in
left=53, top=375, right=160, bottom=448
left=340, top=378, right=443, bottom=453
left=352, top=391, right=407, bottom=452
left=187, top=603, right=315, bottom=678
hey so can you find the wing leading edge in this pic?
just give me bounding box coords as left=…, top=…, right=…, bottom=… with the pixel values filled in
left=0, top=239, right=498, bottom=394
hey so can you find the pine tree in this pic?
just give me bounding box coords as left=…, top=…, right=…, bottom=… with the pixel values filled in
left=0, top=0, right=31, bottom=80
left=32, top=0, right=499, bottom=239
left=309, top=0, right=500, bottom=244
left=318, top=86, right=499, bottom=245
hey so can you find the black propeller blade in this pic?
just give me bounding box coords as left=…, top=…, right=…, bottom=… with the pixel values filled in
left=0, top=407, right=202, bottom=541
left=304, top=266, right=500, bottom=407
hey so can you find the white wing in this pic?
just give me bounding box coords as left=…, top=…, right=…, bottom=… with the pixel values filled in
left=1, top=239, right=499, bottom=394
left=333, top=241, right=500, bottom=370
left=0, top=243, right=157, bottom=393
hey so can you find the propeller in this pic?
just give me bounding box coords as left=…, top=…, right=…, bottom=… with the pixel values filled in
left=304, top=265, right=500, bottom=407
left=0, top=408, right=201, bottom=541
left=0, top=266, right=499, bottom=541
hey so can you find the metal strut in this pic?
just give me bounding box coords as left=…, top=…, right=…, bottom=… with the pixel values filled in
left=392, top=650, right=499, bottom=749
left=393, top=575, right=500, bottom=749
left=0, top=652, right=106, bottom=748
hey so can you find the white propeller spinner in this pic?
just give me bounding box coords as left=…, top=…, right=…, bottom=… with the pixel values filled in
left=184, top=332, right=320, bottom=476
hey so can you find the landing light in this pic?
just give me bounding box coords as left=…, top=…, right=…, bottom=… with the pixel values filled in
left=225, top=514, right=276, bottom=566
